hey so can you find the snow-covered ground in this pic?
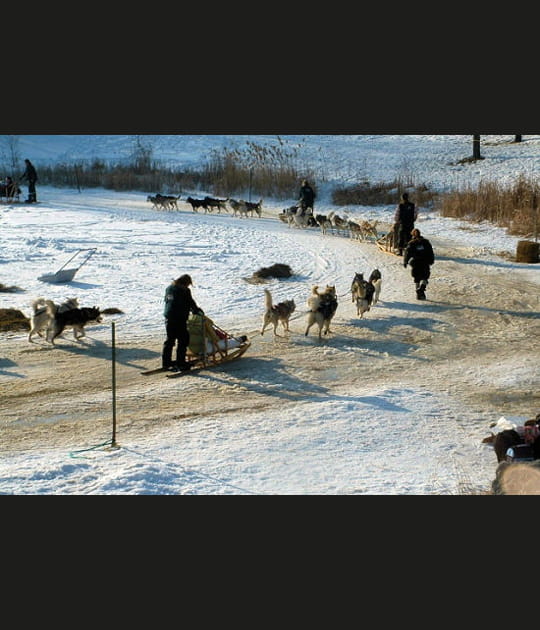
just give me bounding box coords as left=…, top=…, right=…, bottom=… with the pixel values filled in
left=1, top=134, right=538, bottom=495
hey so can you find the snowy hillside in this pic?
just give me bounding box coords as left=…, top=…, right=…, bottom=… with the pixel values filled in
left=8, top=134, right=540, bottom=193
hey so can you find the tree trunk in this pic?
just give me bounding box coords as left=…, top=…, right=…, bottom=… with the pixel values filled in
left=473, top=135, right=482, bottom=159
left=514, top=135, right=523, bottom=142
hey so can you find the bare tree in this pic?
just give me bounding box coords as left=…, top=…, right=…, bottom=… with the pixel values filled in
left=0, top=135, right=21, bottom=174
left=130, top=135, right=154, bottom=173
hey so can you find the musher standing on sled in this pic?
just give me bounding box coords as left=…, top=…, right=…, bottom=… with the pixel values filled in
left=162, top=274, right=204, bottom=372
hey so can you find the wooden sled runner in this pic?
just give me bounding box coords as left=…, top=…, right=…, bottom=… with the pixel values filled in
left=376, top=230, right=401, bottom=257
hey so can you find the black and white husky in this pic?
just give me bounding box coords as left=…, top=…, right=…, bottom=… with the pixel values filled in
left=45, top=301, right=103, bottom=345
left=28, top=297, right=80, bottom=342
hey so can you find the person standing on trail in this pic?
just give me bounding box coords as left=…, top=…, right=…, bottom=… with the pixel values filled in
left=298, top=179, right=316, bottom=216
left=20, top=159, right=38, bottom=203
left=393, top=192, right=418, bottom=255
left=403, top=228, right=435, bottom=301
left=162, top=274, right=204, bottom=372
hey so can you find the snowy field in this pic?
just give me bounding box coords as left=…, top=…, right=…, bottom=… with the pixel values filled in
left=1, top=134, right=539, bottom=495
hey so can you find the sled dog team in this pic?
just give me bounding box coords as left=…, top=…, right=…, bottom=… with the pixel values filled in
left=261, top=269, right=382, bottom=340
left=28, top=268, right=381, bottom=347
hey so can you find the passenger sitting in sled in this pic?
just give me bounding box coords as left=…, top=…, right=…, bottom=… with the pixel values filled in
left=187, top=312, right=248, bottom=358
left=1, top=176, right=20, bottom=200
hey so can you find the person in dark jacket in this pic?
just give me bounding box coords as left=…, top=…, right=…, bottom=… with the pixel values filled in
left=162, top=274, right=204, bottom=371
left=393, top=192, right=418, bottom=255
left=298, top=179, right=315, bottom=216
left=20, top=159, right=38, bottom=203
left=403, top=228, right=435, bottom=300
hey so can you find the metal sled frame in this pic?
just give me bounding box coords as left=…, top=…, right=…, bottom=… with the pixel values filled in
left=38, top=248, right=97, bottom=284
left=187, top=315, right=251, bottom=369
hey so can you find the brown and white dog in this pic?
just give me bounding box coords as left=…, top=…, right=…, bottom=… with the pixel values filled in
left=305, top=285, right=338, bottom=339
left=260, top=289, right=296, bottom=337
left=28, top=297, right=80, bottom=342
left=369, top=269, right=382, bottom=305
left=45, top=301, right=103, bottom=345
left=351, top=269, right=382, bottom=317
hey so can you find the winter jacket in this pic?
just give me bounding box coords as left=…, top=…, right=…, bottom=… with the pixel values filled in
left=21, top=162, right=38, bottom=183
left=163, top=283, right=201, bottom=321
left=299, top=184, right=315, bottom=209
left=404, top=237, right=435, bottom=268
left=394, top=201, right=417, bottom=227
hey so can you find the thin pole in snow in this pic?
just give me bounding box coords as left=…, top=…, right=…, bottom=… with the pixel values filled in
left=111, top=322, right=119, bottom=449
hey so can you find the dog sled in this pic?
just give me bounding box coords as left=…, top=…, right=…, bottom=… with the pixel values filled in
left=376, top=229, right=401, bottom=256
left=186, top=313, right=250, bottom=367
left=0, top=182, right=22, bottom=203
left=141, top=313, right=250, bottom=377
left=38, top=248, right=97, bottom=284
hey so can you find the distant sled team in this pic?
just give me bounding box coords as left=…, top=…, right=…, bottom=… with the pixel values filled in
left=146, top=194, right=264, bottom=218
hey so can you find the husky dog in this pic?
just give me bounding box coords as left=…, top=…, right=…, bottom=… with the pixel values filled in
left=244, top=199, right=263, bottom=218
left=228, top=198, right=249, bottom=218
left=368, top=268, right=382, bottom=305
left=147, top=194, right=178, bottom=210
left=351, top=269, right=382, bottom=317
left=351, top=273, right=371, bottom=318
left=290, top=207, right=314, bottom=229
left=260, top=289, right=296, bottom=337
left=314, top=213, right=332, bottom=235
left=28, top=297, right=80, bottom=343
left=45, top=302, right=103, bottom=345
left=186, top=196, right=210, bottom=213
left=305, top=285, right=338, bottom=339
left=203, top=196, right=229, bottom=214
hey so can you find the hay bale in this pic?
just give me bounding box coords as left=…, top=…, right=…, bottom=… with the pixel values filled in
left=0, top=308, right=30, bottom=332
left=516, top=240, right=539, bottom=263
